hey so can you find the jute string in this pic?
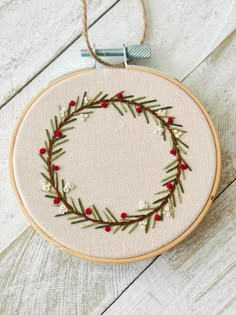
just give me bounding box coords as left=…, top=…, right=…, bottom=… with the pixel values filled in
left=81, top=0, right=147, bottom=67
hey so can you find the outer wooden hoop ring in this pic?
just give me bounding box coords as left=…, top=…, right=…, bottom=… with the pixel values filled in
left=9, top=66, right=221, bottom=264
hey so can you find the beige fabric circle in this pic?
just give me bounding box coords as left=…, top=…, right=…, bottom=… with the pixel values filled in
left=11, top=67, right=219, bottom=260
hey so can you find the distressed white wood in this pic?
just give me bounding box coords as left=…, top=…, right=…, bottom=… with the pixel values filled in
left=104, top=31, right=236, bottom=315
left=104, top=182, right=236, bottom=315
left=0, top=226, right=152, bottom=315
left=0, top=1, right=235, bottom=314
left=0, top=0, right=120, bottom=106
left=0, top=0, right=235, bottom=253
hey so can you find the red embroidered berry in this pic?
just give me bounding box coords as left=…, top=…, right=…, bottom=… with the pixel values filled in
left=39, top=148, right=46, bottom=154
left=170, top=149, right=176, bottom=155
left=53, top=198, right=60, bottom=205
left=136, top=106, right=142, bottom=113
left=166, top=183, right=173, bottom=189
left=120, top=212, right=127, bottom=219
left=105, top=225, right=111, bottom=232
left=168, top=117, right=173, bottom=123
left=180, top=163, right=188, bottom=170
left=116, top=92, right=123, bottom=98
left=101, top=101, right=108, bottom=108
left=154, top=214, right=161, bottom=221
left=53, top=165, right=60, bottom=171
left=54, top=130, right=62, bottom=137
left=69, top=100, right=76, bottom=106
left=85, top=208, right=92, bottom=215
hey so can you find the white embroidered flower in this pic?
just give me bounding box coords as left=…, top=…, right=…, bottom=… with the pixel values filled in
left=80, top=113, right=89, bottom=122
left=60, top=106, right=67, bottom=118
left=59, top=204, right=67, bottom=214
left=42, top=183, right=51, bottom=192
left=139, top=200, right=149, bottom=209
left=68, top=183, right=75, bottom=190
left=154, top=127, right=164, bottom=135
left=63, top=186, right=70, bottom=193
left=176, top=131, right=182, bottom=138
left=84, top=96, right=89, bottom=104
left=158, top=109, right=167, bottom=117
left=139, top=219, right=148, bottom=229
left=163, top=205, right=171, bottom=217
left=40, top=179, right=47, bottom=185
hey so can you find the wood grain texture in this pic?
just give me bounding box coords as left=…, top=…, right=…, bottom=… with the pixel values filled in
left=0, top=226, right=152, bottom=315
left=0, top=0, right=120, bottom=107
left=0, top=0, right=235, bottom=253
left=104, top=182, right=236, bottom=315
left=103, top=30, right=236, bottom=315
left=0, top=0, right=235, bottom=314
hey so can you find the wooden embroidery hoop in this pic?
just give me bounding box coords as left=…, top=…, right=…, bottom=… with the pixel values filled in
left=9, top=65, right=221, bottom=263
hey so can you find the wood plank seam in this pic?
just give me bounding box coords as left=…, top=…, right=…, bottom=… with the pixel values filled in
left=0, top=0, right=121, bottom=111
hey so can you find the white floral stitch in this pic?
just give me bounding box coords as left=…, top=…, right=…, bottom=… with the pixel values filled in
left=80, top=113, right=89, bottom=122
left=42, top=183, right=51, bottom=192
left=40, top=179, right=47, bottom=185
left=154, top=127, right=164, bottom=135
left=59, top=204, right=67, bottom=214
left=60, top=106, right=67, bottom=118
left=158, top=109, right=167, bottom=116
left=139, top=200, right=149, bottom=209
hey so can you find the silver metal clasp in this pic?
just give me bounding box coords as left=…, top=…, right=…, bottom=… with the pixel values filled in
left=81, top=44, right=151, bottom=67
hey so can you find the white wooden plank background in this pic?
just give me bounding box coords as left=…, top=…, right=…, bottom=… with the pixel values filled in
left=0, top=0, right=235, bottom=314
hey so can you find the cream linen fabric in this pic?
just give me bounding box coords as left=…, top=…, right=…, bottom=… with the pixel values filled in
left=13, top=68, right=217, bottom=259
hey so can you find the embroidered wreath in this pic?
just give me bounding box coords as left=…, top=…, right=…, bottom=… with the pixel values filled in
left=39, top=91, right=191, bottom=234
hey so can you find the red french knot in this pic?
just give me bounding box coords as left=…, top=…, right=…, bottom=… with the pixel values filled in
left=105, top=225, right=111, bottom=232
left=53, top=198, right=60, bottom=205
left=54, top=130, right=62, bottom=137
left=39, top=148, right=46, bottom=154
left=85, top=208, right=92, bottom=215
left=116, top=92, right=123, bottom=98
left=136, top=106, right=142, bottom=113
left=168, top=117, right=173, bottom=123
left=69, top=100, right=76, bottom=106
left=180, top=163, right=188, bottom=170
left=53, top=165, right=60, bottom=171
left=170, top=149, right=176, bottom=155
left=166, top=183, right=173, bottom=190
left=120, top=212, right=127, bottom=219
left=101, top=101, right=108, bottom=108
left=154, top=214, right=161, bottom=221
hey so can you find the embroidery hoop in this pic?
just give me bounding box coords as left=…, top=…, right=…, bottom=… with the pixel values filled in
left=9, top=65, right=221, bottom=263
left=9, top=0, right=221, bottom=263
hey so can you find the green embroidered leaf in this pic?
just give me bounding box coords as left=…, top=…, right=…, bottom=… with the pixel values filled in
left=139, top=99, right=157, bottom=105
left=63, top=118, right=77, bottom=126
left=62, top=179, right=66, bottom=201
left=75, top=96, right=80, bottom=110
left=46, top=129, right=51, bottom=142
left=120, top=102, right=127, bottom=112
left=105, top=208, right=118, bottom=222
left=54, top=115, right=58, bottom=129
left=132, top=96, right=146, bottom=102
left=145, top=216, right=151, bottom=234
left=39, top=154, right=47, bottom=165
left=92, top=205, right=102, bottom=220
left=70, top=197, right=78, bottom=212
left=51, top=148, right=63, bottom=156
left=61, top=126, right=75, bottom=132
left=55, top=171, right=59, bottom=188
left=112, top=225, right=122, bottom=234
left=177, top=139, right=189, bottom=149
left=143, top=110, right=149, bottom=124
left=179, top=179, right=184, bottom=193
left=81, top=91, right=87, bottom=107
left=166, top=165, right=178, bottom=173
left=40, top=172, right=51, bottom=182
left=153, top=196, right=168, bottom=204
left=128, top=222, right=139, bottom=234
left=112, top=103, right=124, bottom=116
left=158, top=106, right=173, bottom=110
left=78, top=198, right=85, bottom=213
left=169, top=123, right=183, bottom=127
left=127, top=103, right=136, bottom=118
left=51, top=151, right=65, bottom=162
left=54, top=211, right=73, bottom=217
left=50, top=119, right=55, bottom=132
left=53, top=139, right=69, bottom=148
left=91, top=91, right=103, bottom=103
left=165, top=159, right=178, bottom=170
left=71, top=219, right=87, bottom=224
left=54, top=135, right=67, bottom=142
left=45, top=194, right=57, bottom=198
left=155, top=189, right=169, bottom=195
